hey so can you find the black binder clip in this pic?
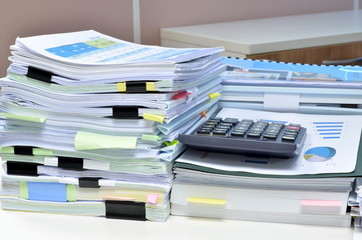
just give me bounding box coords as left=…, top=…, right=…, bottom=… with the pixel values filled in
left=125, top=82, right=147, bottom=93
left=7, top=161, right=39, bottom=176
left=79, top=177, right=101, bottom=188
left=14, top=146, right=34, bottom=156
left=105, top=200, right=146, bottom=221
left=26, top=66, right=53, bottom=83
left=112, top=106, right=139, bottom=119
left=58, top=156, right=84, bottom=170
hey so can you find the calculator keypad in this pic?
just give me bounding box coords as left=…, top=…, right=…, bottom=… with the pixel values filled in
left=196, top=118, right=302, bottom=143
left=179, top=117, right=307, bottom=158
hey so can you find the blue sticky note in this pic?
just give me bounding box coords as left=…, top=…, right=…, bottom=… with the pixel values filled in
left=28, top=182, right=67, bottom=202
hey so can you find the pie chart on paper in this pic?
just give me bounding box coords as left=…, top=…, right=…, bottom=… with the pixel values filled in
left=303, top=147, right=336, bottom=162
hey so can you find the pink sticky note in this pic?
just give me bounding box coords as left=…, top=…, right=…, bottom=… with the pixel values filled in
left=147, top=194, right=159, bottom=204
left=300, top=200, right=342, bottom=207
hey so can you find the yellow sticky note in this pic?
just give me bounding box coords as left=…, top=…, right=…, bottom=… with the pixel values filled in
left=143, top=113, right=165, bottom=123
left=0, top=112, right=45, bottom=123
left=74, top=132, right=137, bottom=150
left=116, top=82, right=126, bottom=92
left=208, top=92, right=221, bottom=100
left=146, top=82, right=155, bottom=91
left=187, top=197, right=226, bottom=205
left=142, top=134, right=161, bottom=142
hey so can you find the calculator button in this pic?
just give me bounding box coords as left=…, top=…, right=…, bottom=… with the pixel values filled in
left=212, top=130, right=227, bottom=136
left=282, top=135, right=296, bottom=141
left=287, top=125, right=300, bottom=131
left=247, top=132, right=261, bottom=138
left=231, top=131, right=246, bottom=137
left=197, top=129, right=211, bottom=134
left=201, top=124, right=216, bottom=129
left=263, top=134, right=278, bottom=140
left=222, top=118, right=239, bottom=124
left=219, top=123, right=234, bottom=127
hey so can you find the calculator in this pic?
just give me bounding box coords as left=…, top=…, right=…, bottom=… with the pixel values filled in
left=178, top=116, right=307, bottom=158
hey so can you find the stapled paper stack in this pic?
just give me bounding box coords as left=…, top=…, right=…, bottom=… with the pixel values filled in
left=219, top=57, right=362, bottom=115
left=351, top=178, right=362, bottom=227
left=0, top=30, right=224, bottom=221
left=171, top=107, right=362, bottom=227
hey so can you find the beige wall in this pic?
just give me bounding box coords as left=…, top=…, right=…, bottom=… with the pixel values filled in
left=0, top=0, right=356, bottom=76
left=140, top=0, right=353, bottom=45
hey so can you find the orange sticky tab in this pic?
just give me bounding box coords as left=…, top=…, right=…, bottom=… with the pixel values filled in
left=200, top=111, right=207, bottom=118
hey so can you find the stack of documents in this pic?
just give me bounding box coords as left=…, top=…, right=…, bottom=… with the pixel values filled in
left=220, top=57, right=362, bottom=115
left=350, top=178, right=362, bottom=227
left=0, top=30, right=224, bottom=221
left=171, top=108, right=362, bottom=227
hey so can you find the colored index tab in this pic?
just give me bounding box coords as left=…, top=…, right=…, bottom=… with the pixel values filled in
left=0, top=112, right=45, bottom=123
left=143, top=113, right=165, bottom=123
left=66, top=184, right=77, bottom=202
left=300, top=199, right=342, bottom=214
left=147, top=194, right=159, bottom=204
left=116, top=82, right=126, bottom=92
left=28, top=182, right=67, bottom=202
left=19, top=182, right=29, bottom=199
left=163, top=140, right=179, bottom=146
left=141, top=134, right=161, bottom=142
left=208, top=92, right=221, bottom=100
left=75, top=132, right=137, bottom=150
left=33, top=148, right=54, bottom=156
left=146, top=82, right=155, bottom=91
left=187, top=197, right=226, bottom=206
left=0, top=147, right=14, bottom=154
left=300, top=199, right=342, bottom=207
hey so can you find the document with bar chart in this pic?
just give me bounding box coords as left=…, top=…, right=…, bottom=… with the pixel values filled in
left=176, top=108, right=362, bottom=175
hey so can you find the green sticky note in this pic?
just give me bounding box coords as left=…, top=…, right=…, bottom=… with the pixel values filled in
left=19, top=182, right=29, bottom=199
left=74, top=132, right=138, bottom=150
left=33, top=148, right=54, bottom=156
left=66, top=184, right=77, bottom=202
left=141, top=134, right=161, bottom=142
left=1, top=147, right=14, bottom=154
left=0, top=112, right=45, bottom=123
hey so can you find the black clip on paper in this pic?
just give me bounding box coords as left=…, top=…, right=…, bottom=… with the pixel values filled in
left=105, top=200, right=146, bottom=221
left=112, top=106, right=139, bottom=119
left=14, top=146, right=34, bottom=156
left=26, top=66, right=53, bottom=83
left=58, top=156, right=84, bottom=170
left=79, top=177, right=101, bottom=188
left=7, top=161, right=39, bottom=176
left=125, top=82, right=147, bottom=93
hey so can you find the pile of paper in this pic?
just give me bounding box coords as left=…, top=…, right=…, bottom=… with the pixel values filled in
left=171, top=108, right=362, bottom=227
left=0, top=30, right=224, bottom=221
left=350, top=178, right=362, bottom=227
left=219, top=57, right=362, bottom=115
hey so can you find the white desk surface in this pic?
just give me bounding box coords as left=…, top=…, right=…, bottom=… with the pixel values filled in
left=0, top=209, right=361, bottom=240
left=161, top=10, right=362, bottom=55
